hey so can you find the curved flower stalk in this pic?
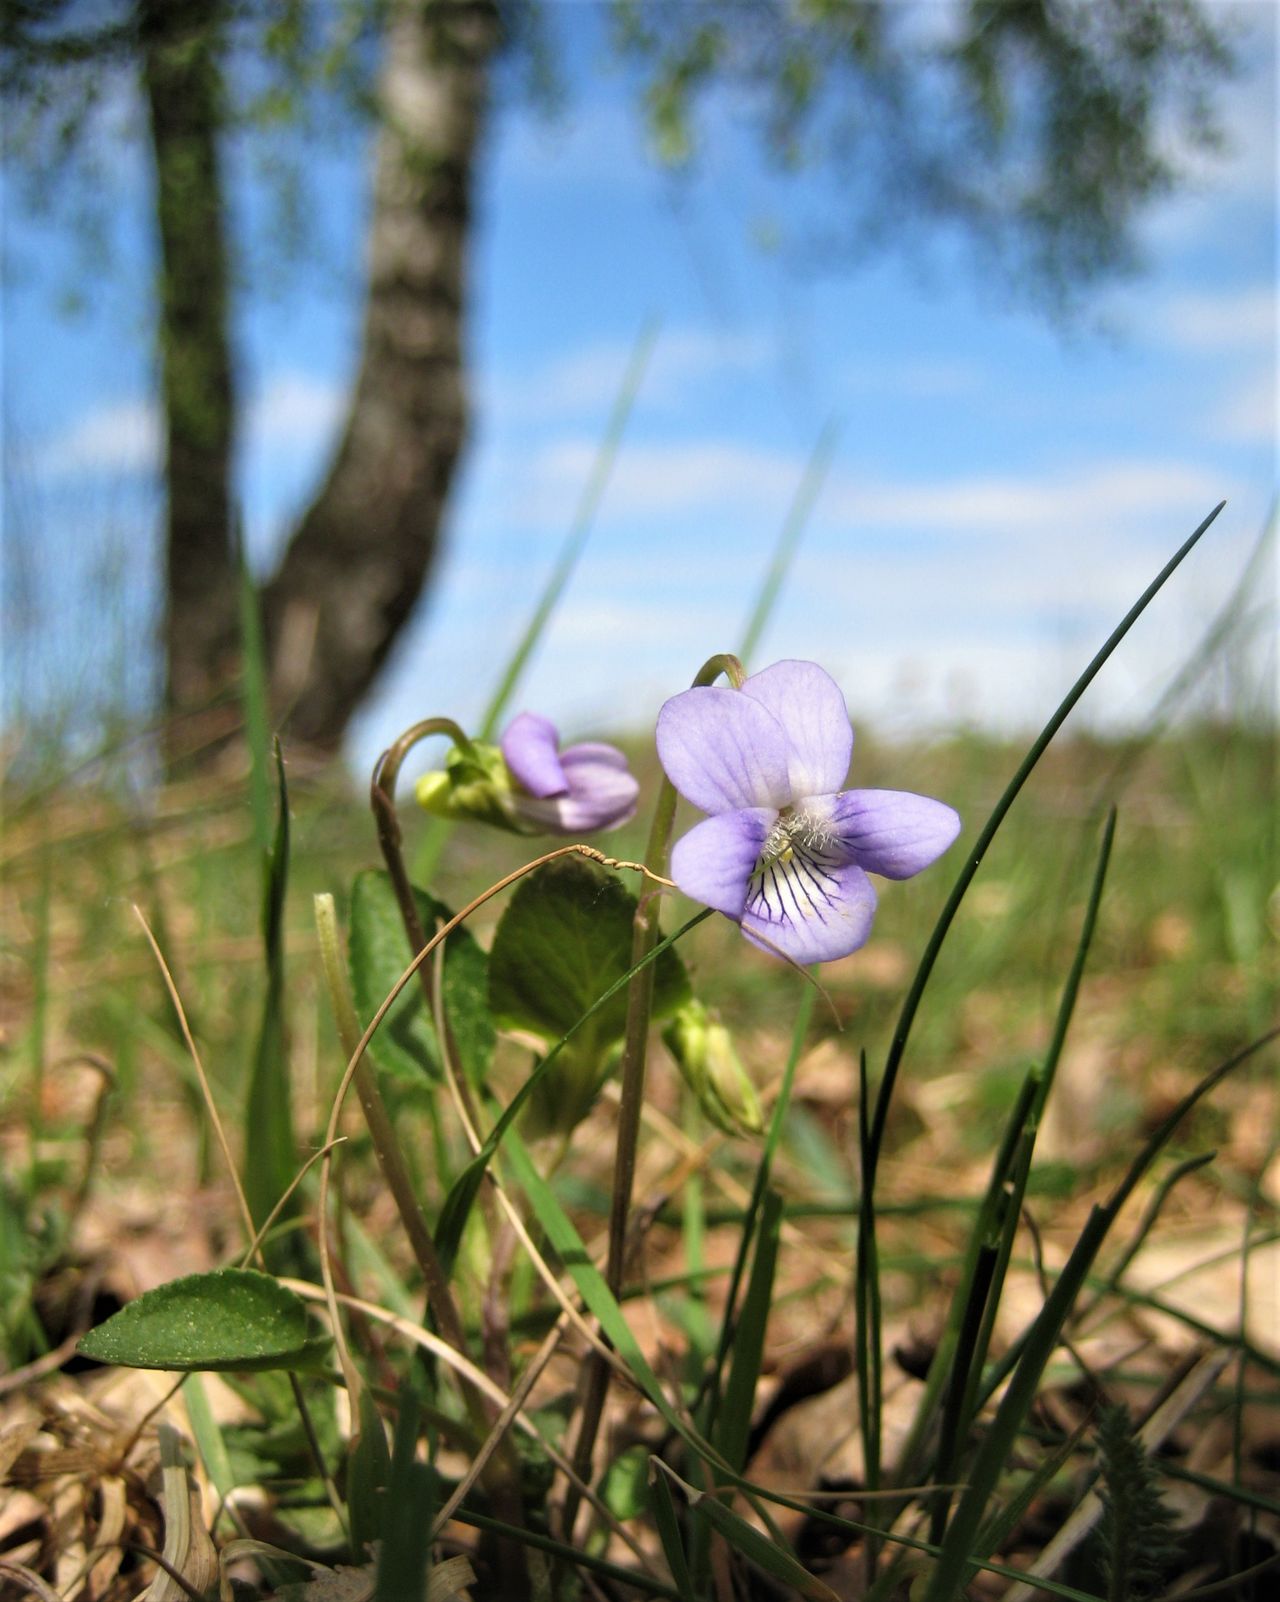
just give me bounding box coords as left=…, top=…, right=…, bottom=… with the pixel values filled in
left=657, top=659, right=961, bottom=964
left=415, top=712, right=639, bottom=836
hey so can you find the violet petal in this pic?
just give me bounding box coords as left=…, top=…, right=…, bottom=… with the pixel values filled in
left=502, top=712, right=568, bottom=798
left=657, top=685, right=793, bottom=814
left=741, top=659, right=853, bottom=798
left=742, top=854, right=878, bottom=965
left=822, top=789, right=962, bottom=880
left=514, top=745, right=639, bottom=833
left=670, top=808, right=776, bottom=919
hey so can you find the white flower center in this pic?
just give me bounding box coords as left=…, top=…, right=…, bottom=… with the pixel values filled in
left=747, top=807, right=844, bottom=930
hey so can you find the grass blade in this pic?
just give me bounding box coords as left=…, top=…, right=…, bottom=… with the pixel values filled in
left=479, top=317, right=658, bottom=739
left=865, top=502, right=1225, bottom=1188
left=895, top=1070, right=1041, bottom=1495
left=413, top=319, right=658, bottom=882
left=243, top=740, right=298, bottom=1258
left=698, top=983, right=816, bottom=1445
left=652, top=1460, right=841, bottom=1602
left=920, top=1203, right=1114, bottom=1602
left=855, top=1048, right=884, bottom=1570
left=715, top=1187, right=783, bottom=1475
left=648, top=1464, right=699, bottom=1601
left=738, top=417, right=838, bottom=665
left=236, top=529, right=273, bottom=862
left=435, top=908, right=711, bottom=1272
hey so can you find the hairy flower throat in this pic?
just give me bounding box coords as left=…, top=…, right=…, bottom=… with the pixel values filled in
left=748, top=806, right=845, bottom=933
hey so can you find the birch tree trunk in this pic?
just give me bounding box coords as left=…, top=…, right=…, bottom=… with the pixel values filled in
left=263, top=0, right=501, bottom=751
left=139, top=0, right=238, bottom=723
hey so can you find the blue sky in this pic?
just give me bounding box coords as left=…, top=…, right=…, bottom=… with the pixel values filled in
left=3, top=1, right=1275, bottom=775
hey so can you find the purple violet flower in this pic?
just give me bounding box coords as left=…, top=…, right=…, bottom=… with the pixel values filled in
left=500, top=712, right=639, bottom=834
left=656, top=660, right=961, bottom=964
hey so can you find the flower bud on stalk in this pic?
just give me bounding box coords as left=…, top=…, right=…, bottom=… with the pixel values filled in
left=415, top=713, right=638, bottom=837
left=664, top=999, right=764, bottom=1137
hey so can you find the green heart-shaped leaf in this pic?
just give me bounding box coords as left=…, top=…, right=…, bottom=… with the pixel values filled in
left=487, top=856, right=690, bottom=1068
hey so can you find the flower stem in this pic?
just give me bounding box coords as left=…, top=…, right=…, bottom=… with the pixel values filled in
left=366, top=723, right=529, bottom=1591
left=371, top=718, right=483, bottom=1139
left=563, top=652, right=741, bottom=1540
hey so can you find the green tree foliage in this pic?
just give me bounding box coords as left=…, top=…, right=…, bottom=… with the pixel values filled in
left=613, top=0, right=1235, bottom=305
left=1, top=0, right=1239, bottom=747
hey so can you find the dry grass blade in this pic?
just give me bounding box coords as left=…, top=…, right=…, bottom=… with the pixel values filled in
left=0, top=1562, right=62, bottom=1602
left=147, top=1423, right=218, bottom=1602
left=132, top=906, right=257, bottom=1248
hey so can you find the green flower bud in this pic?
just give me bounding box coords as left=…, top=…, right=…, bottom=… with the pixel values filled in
left=663, top=999, right=763, bottom=1137
left=414, top=740, right=534, bottom=835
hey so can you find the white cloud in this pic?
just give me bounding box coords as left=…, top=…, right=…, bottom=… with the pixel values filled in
left=31, top=370, right=346, bottom=486
left=1139, top=27, right=1277, bottom=248
left=35, top=398, right=160, bottom=480
left=246, top=371, right=346, bottom=451
left=1151, top=285, right=1276, bottom=354
left=1212, top=367, right=1278, bottom=445
left=513, top=432, right=1229, bottom=545
left=837, top=459, right=1228, bottom=537
left=485, top=326, right=771, bottom=423
left=522, top=436, right=801, bottom=521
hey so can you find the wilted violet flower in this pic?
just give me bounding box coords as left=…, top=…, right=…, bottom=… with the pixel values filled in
left=415, top=712, right=638, bottom=836
left=657, top=660, right=960, bottom=964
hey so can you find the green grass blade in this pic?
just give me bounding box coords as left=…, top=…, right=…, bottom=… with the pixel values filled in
left=955, top=1119, right=1037, bottom=1443
left=450, top=1507, right=682, bottom=1599
left=435, top=908, right=711, bottom=1272
left=931, top=1239, right=1000, bottom=1544
left=1033, top=809, right=1117, bottom=1121
left=413, top=318, right=658, bottom=882
left=978, top=1025, right=1279, bottom=1413
left=1107, top=1024, right=1279, bottom=1223
left=895, top=1069, right=1041, bottom=1493
left=236, top=528, right=273, bottom=862
left=376, top=1389, right=434, bottom=1599
left=929, top=810, right=1116, bottom=1511
left=738, top=417, right=838, bottom=666
left=1080, top=1150, right=1216, bottom=1319
left=699, top=982, right=816, bottom=1442
left=182, top=1372, right=235, bottom=1502
left=244, top=740, right=298, bottom=1255
left=648, top=1464, right=699, bottom=1600
left=715, top=1187, right=783, bottom=1475
left=498, top=1127, right=710, bottom=1462
left=349, top=1386, right=392, bottom=1560
left=920, top=1204, right=1114, bottom=1602
left=652, top=1460, right=841, bottom=1602
left=865, top=502, right=1225, bottom=1187
left=855, top=1048, right=884, bottom=1564
left=479, top=318, right=658, bottom=738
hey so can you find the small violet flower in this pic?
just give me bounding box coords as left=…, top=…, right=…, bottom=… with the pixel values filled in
left=656, top=660, right=961, bottom=964
left=415, top=712, right=639, bottom=836
left=500, top=712, right=639, bottom=833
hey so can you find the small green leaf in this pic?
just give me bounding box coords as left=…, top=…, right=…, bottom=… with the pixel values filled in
left=348, top=870, right=494, bottom=1088
left=488, top=856, right=690, bottom=1065
left=76, top=1269, right=331, bottom=1373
